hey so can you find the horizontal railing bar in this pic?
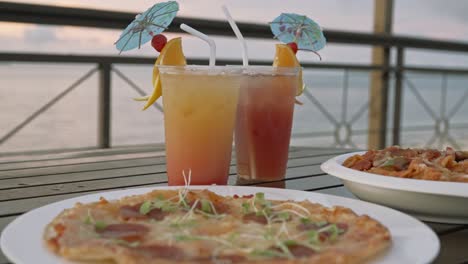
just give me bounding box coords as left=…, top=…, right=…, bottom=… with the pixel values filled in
left=292, top=123, right=468, bottom=140
left=2, top=1, right=468, bottom=52
left=400, top=124, right=468, bottom=132
left=0, top=53, right=155, bottom=64
left=402, top=66, right=468, bottom=75
left=0, top=52, right=386, bottom=70
left=4, top=52, right=468, bottom=74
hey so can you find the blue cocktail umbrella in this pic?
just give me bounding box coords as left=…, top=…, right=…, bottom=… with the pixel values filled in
left=270, top=13, right=326, bottom=53
left=115, top=1, right=179, bottom=54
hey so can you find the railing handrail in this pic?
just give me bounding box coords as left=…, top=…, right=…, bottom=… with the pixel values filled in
left=2, top=1, right=468, bottom=52
left=3, top=52, right=468, bottom=75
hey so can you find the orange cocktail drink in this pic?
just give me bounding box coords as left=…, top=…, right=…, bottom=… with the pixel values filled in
left=159, top=66, right=241, bottom=186
left=235, top=66, right=299, bottom=182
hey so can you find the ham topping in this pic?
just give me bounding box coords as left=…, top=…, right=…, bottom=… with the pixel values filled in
left=233, top=194, right=254, bottom=199
left=132, top=244, right=185, bottom=260
left=194, top=255, right=246, bottom=263
left=270, top=244, right=316, bottom=258
left=288, top=244, right=316, bottom=257
left=96, top=223, right=149, bottom=241
left=131, top=245, right=245, bottom=262
left=119, top=204, right=146, bottom=220
left=455, top=151, right=468, bottom=162
left=119, top=203, right=168, bottom=221
left=146, top=208, right=167, bottom=220
left=243, top=212, right=268, bottom=224
left=296, top=221, right=327, bottom=231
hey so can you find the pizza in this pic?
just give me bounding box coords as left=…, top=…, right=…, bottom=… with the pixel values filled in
left=343, top=146, right=468, bottom=182
left=44, top=188, right=391, bottom=264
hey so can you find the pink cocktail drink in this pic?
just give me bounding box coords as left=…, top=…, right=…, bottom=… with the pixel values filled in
left=236, top=67, right=298, bottom=182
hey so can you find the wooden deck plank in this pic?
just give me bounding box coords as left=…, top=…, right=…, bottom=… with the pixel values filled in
left=0, top=156, right=161, bottom=178
left=0, top=164, right=166, bottom=189
left=0, top=173, right=168, bottom=202
left=0, top=252, right=7, bottom=264
left=0, top=148, right=344, bottom=174
left=0, top=190, right=116, bottom=216
left=0, top=176, right=340, bottom=220
left=0, top=216, right=16, bottom=264
left=0, top=144, right=166, bottom=163
left=0, top=151, right=163, bottom=171
left=0, top=248, right=7, bottom=264
left=0, top=153, right=337, bottom=189
left=0, top=149, right=332, bottom=182
left=254, top=175, right=342, bottom=190
left=315, top=186, right=355, bottom=198
left=0, top=176, right=341, bottom=218
left=0, top=147, right=345, bottom=185
left=427, top=223, right=468, bottom=236
left=0, top=171, right=330, bottom=215
left=0, top=164, right=326, bottom=203
left=434, top=229, right=468, bottom=264
left=0, top=146, right=347, bottom=172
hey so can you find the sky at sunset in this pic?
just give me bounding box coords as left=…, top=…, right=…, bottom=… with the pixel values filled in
left=1, top=0, right=468, bottom=66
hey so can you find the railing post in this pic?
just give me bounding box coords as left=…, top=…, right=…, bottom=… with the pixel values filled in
left=368, top=0, right=393, bottom=149
left=392, top=47, right=405, bottom=146
left=98, top=62, right=111, bottom=148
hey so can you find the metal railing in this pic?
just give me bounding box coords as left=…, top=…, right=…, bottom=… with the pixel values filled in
left=1, top=1, right=468, bottom=153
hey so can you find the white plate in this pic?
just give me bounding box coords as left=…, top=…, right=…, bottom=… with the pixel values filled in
left=321, top=152, right=468, bottom=224
left=1, top=186, right=439, bottom=264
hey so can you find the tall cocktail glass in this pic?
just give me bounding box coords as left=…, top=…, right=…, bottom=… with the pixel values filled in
left=158, top=65, right=241, bottom=186
left=235, top=66, right=299, bottom=183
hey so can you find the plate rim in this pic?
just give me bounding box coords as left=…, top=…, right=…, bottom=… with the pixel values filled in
left=321, top=151, right=468, bottom=198
left=1, top=185, right=440, bottom=264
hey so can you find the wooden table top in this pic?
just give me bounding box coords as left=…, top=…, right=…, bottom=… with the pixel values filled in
left=0, top=146, right=467, bottom=264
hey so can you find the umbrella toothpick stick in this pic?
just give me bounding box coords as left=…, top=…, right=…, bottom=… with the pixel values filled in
left=180, top=23, right=216, bottom=66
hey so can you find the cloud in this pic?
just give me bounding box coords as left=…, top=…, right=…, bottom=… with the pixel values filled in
left=176, top=0, right=374, bottom=32
left=23, top=26, right=58, bottom=44
left=392, top=0, right=468, bottom=42
left=424, top=0, right=468, bottom=23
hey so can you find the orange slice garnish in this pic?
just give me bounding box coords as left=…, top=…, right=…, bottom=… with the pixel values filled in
left=142, top=37, right=186, bottom=110
left=272, top=44, right=304, bottom=96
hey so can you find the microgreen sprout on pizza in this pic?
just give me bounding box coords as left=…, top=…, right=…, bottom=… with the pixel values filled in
left=44, top=185, right=391, bottom=263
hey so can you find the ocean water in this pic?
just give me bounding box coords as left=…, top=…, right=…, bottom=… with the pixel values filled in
left=0, top=63, right=467, bottom=153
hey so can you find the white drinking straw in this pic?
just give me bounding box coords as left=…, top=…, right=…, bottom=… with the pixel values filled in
left=222, top=5, right=249, bottom=66
left=180, top=23, right=216, bottom=66
left=222, top=6, right=255, bottom=178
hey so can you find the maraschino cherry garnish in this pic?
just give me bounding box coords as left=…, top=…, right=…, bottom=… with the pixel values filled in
left=287, top=42, right=298, bottom=54
left=151, top=34, right=167, bottom=52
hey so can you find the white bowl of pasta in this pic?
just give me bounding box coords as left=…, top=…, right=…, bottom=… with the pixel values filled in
left=321, top=150, right=468, bottom=224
